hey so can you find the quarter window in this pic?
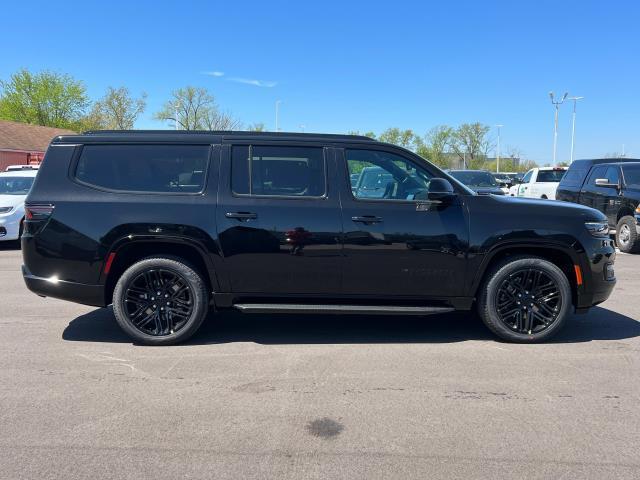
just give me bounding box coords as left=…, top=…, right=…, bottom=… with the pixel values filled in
left=231, top=146, right=326, bottom=197
left=346, top=149, right=433, bottom=201
left=75, top=145, right=209, bottom=193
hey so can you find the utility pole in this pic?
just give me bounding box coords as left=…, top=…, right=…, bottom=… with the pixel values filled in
left=495, top=124, right=503, bottom=172
left=275, top=100, right=281, bottom=132
left=568, top=96, right=584, bottom=163
left=549, top=91, right=568, bottom=164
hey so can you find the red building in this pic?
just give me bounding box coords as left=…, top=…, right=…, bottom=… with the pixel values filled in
left=0, top=120, right=76, bottom=171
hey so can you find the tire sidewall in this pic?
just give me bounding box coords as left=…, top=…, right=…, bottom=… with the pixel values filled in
left=480, top=257, right=572, bottom=342
left=616, top=216, right=638, bottom=253
left=112, top=257, right=209, bottom=345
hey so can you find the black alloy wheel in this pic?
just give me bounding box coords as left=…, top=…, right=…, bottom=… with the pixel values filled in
left=113, top=257, right=209, bottom=345
left=477, top=256, right=571, bottom=342
left=124, top=268, right=194, bottom=336
left=494, top=268, right=561, bottom=334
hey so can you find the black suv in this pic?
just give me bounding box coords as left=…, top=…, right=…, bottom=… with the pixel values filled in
left=557, top=159, right=640, bottom=253
left=22, top=131, right=616, bottom=344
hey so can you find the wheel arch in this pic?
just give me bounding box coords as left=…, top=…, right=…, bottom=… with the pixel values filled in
left=102, top=237, right=219, bottom=306
left=471, top=243, right=581, bottom=308
left=616, top=205, right=635, bottom=224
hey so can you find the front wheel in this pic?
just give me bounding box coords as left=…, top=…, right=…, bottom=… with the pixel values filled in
left=112, top=257, right=209, bottom=345
left=477, top=256, right=572, bottom=342
left=616, top=216, right=640, bottom=253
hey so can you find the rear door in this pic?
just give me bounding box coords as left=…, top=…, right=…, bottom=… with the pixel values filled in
left=336, top=146, right=468, bottom=298
left=216, top=142, right=343, bottom=295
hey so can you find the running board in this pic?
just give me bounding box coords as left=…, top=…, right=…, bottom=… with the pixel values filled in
left=232, top=303, right=454, bottom=315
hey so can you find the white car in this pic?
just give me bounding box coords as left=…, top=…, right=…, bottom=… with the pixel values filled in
left=0, top=169, right=38, bottom=241
left=510, top=167, right=568, bottom=200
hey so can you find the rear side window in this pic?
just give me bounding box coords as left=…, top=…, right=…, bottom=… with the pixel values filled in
left=561, top=164, right=589, bottom=188
left=75, top=145, right=210, bottom=193
left=536, top=170, right=566, bottom=182
left=231, top=145, right=326, bottom=197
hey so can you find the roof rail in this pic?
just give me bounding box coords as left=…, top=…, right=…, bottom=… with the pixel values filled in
left=81, top=130, right=375, bottom=141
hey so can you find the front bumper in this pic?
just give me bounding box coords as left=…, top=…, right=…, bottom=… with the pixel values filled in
left=0, top=210, right=21, bottom=241
left=576, top=237, right=617, bottom=312
left=22, top=265, right=106, bottom=307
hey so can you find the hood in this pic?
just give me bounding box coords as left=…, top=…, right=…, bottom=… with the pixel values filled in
left=0, top=194, right=26, bottom=210
left=493, top=195, right=607, bottom=222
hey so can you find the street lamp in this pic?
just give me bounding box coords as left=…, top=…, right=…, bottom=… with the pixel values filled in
left=568, top=96, right=584, bottom=163
left=495, top=124, right=504, bottom=173
left=275, top=100, right=281, bottom=132
left=549, top=91, right=568, bottom=164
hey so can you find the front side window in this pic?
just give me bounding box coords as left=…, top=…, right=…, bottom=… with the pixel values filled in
left=605, top=166, right=620, bottom=185
left=588, top=166, right=607, bottom=186
left=231, top=145, right=326, bottom=197
left=346, top=149, right=433, bottom=201
left=75, top=145, right=210, bottom=193
left=0, top=176, right=34, bottom=195
left=522, top=170, right=533, bottom=183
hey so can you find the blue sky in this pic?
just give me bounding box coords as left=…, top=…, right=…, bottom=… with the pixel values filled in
left=1, top=0, right=639, bottom=162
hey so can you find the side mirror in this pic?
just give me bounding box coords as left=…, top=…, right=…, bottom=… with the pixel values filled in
left=428, top=178, right=456, bottom=202
left=595, top=178, right=618, bottom=188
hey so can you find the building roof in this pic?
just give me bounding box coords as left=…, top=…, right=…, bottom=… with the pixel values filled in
left=0, top=120, right=77, bottom=152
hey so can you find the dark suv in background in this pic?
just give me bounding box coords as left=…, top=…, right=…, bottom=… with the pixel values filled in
left=22, top=131, right=616, bottom=345
left=557, top=158, right=640, bottom=253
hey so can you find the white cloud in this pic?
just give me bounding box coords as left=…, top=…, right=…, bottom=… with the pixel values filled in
left=202, top=71, right=225, bottom=77
left=229, top=77, right=278, bottom=88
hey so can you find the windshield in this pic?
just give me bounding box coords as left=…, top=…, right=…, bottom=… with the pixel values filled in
left=449, top=171, right=498, bottom=187
left=623, top=165, right=640, bottom=186
left=537, top=170, right=566, bottom=182
left=0, top=176, right=35, bottom=195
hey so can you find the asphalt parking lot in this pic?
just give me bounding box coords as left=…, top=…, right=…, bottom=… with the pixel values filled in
left=0, top=242, right=639, bottom=480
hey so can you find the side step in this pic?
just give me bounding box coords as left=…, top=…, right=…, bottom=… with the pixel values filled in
left=232, top=303, right=454, bottom=315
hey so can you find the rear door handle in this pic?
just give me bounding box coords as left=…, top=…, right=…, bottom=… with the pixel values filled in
left=352, top=215, right=383, bottom=224
left=225, top=212, right=258, bottom=221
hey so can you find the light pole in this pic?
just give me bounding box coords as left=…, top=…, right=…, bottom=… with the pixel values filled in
left=275, top=100, right=281, bottom=132
left=495, top=124, right=503, bottom=173
left=568, top=96, right=584, bottom=163
left=549, top=91, right=568, bottom=164
left=175, top=103, right=180, bottom=130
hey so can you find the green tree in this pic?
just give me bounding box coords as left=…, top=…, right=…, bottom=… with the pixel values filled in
left=378, top=127, right=422, bottom=151
left=248, top=122, right=266, bottom=132
left=0, top=68, right=89, bottom=130
left=417, top=125, right=453, bottom=168
left=450, top=123, right=492, bottom=169
left=154, top=86, right=240, bottom=130
left=91, top=86, right=147, bottom=130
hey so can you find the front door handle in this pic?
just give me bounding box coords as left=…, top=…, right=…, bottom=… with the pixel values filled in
left=352, top=215, right=383, bottom=224
left=225, top=212, right=258, bottom=221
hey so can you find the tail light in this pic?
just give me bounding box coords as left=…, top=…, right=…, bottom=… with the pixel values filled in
left=25, top=204, right=55, bottom=221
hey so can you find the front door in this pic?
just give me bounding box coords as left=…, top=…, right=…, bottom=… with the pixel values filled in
left=216, top=143, right=342, bottom=295
left=336, top=146, right=469, bottom=299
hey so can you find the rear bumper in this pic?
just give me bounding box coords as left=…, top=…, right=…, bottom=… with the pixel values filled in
left=22, top=265, right=106, bottom=307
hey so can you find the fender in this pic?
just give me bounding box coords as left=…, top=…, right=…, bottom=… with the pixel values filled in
left=99, top=230, right=222, bottom=292
left=468, top=238, right=587, bottom=298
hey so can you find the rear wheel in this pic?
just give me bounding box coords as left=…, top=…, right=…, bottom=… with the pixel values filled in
left=477, top=256, right=572, bottom=342
left=112, top=257, right=209, bottom=345
left=616, top=216, right=640, bottom=253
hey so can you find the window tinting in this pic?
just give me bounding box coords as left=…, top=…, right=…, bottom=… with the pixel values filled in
left=622, top=165, right=640, bottom=186
left=605, top=166, right=620, bottom=185
left=75, top=145, right=209, bottom=193
left=232, top=146, right=326, bottom=197
left=536, top=170, right=566, bottom=182
left=347, top=149, right=433, bottom=200
left=560, top=166, right=588, bottom=187
left=588, top=166, right=607, bottom=185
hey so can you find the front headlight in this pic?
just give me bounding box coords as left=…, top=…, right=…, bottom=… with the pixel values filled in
left=585, top=221, right=610, bottom=237
left=0, top=206, right=13, bottom=214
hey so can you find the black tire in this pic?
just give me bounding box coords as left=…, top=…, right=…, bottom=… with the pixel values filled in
left=616, top=216, right=640, bottom=253
left=112, top=257, right=209, bottom=345
left=477, top=255, right=572, bottom=343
